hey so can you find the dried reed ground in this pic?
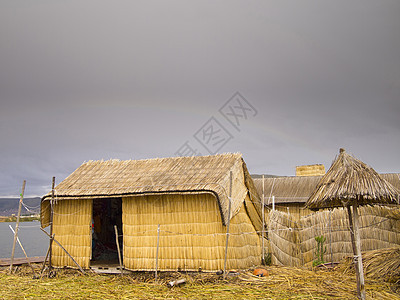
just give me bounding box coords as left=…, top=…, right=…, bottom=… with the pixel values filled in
left=0, top=264, right=399, bottom=299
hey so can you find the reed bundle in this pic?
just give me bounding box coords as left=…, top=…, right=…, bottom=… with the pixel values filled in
left=341, top=247, right=400, bottom=284
left=296, top=164, right=326, bottom=176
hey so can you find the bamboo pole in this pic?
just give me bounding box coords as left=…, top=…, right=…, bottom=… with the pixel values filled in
left=40, top=228, right=85, bottom=274
left=155, top=224, right=160, bottom=281
left=262, top=174, right=265, bottom=264
left=223, top=171, right=233, bottom=279
left=10, top=180, right=26, bottom=273
left=114, top=225, right=123, bottom=277
left=352, top=201, right=366, bottom=300
left=8, top=225, right=36, bottom=276
left=48, top=177, right=55, bottom=270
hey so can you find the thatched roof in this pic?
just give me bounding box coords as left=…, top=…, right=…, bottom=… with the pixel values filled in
left=253, top=173, right=400, bottom=205
left=381, top=173, right=400, bottom=191
left=42, top=153, right=260, bottom=225
left=253, top=176, right=322, bottom=204
left=305, top=149, right=400, bottom=210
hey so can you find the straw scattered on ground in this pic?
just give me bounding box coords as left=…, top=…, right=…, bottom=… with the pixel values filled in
left=1, top=263, right=399, bottom=300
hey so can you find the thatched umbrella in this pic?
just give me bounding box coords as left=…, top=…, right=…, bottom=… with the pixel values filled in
left=305, top=148, right=399, bottom=300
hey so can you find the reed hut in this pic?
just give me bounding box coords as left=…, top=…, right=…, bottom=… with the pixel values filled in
left=305, top=148, right=399, bottom=300
left=252, top=171, right=400, bottom=268
left=253, top=173, right=400, bottom=220
left=41, top=153, right=262, bottom=272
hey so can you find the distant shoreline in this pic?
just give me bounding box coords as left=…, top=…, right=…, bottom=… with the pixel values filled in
left=0, top=216, right=40, bottom=223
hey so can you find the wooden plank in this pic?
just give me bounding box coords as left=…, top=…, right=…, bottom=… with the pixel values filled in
left=0, top=256, right=45, bottom=267
left=90, top=265, right=130, bottom=274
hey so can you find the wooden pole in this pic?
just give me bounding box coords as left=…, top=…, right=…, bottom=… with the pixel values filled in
left=155, top=224, right=160, bottom=281
left=262, top=174, right=265, bottom=264
left=352, top=201, right=366, bottom=300
left=223, top=171, right=233, bottom=279
left=272, top=195, right=275, bottom=211
left=40, top=228, right=85, bottom=274
left=347, top=205, right=360, bottom=297
left=10, top=180, right=26, bottom=273
left=329, top=209, right=333, bottom=266
left=114, top=225, right=123, bottom=277
left=49, top=177, right=55, bottom=270
left=40, top=234, right=54, bottom=275
left=8, top=225, right=36, bottom=275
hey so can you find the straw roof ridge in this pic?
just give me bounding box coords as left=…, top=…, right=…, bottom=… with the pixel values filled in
left=80, top=152, right=243, bottom=166
left=253, top=176, right=323, bottom=204
left=306, top=149, right=400, bottom=210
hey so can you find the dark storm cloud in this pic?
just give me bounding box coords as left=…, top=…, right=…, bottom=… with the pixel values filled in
left=0, top=1, right=399, bottom=196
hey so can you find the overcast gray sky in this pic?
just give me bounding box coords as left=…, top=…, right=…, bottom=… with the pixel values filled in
left=1, top=1, right=399, bottom=197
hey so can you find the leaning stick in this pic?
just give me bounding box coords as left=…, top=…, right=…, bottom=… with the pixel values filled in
left=8, top=225, right=36, bottom=276
left=10, top=180, right=26, bottom=272
left=114, top=225, right=123, bottom=277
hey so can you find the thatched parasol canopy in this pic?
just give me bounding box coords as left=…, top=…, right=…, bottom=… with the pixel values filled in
left=305, top=148, right=399, bottom=210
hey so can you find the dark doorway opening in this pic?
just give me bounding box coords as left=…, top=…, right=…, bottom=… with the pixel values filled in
left=91, top=198, right=122, bottom=265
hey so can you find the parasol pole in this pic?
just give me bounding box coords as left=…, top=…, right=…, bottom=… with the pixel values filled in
left=352, top=200, right=365, bottom=300
left=347, top=205, right=360, bottom=298
left=262, top=174, right=265, bottom=264
left=329, top=208, right=333, bottom=266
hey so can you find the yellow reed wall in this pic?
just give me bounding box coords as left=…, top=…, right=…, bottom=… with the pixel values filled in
left=51, top=198, right=92, bottom=268
left=122, top=193, right=260, bottom=271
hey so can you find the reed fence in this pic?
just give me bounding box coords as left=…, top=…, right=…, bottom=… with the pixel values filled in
left=268, top=206, right=400, bottom=267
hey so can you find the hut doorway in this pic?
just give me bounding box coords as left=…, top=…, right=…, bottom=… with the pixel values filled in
left=91, top=198, right=123, bottom=266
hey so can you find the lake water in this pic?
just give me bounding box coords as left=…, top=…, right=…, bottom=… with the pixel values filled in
left=0, top=221, right=49, bottom=259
